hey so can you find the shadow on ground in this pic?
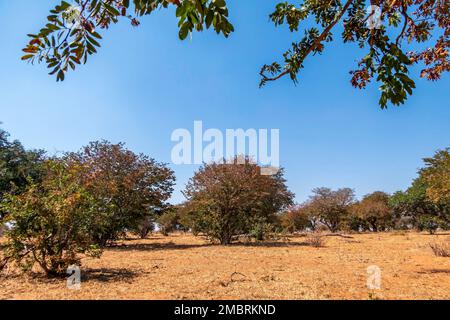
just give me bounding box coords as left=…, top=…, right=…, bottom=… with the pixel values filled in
left=82, top=268, right=141, bottom=283
left=418, top=269, right=450, bottom=275
left=109, top=242, right=214, bottom=251
left=230, top=241, right=323, bottom=248
left=109, top=240, right=324, bottom=251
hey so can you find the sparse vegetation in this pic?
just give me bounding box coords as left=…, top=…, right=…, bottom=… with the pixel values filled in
left=0, top=125, right=449, bottom=302
left=1, top=232, right=449, bottom=300
left=304, top=233, right=325, bottom=247
left=429, top=238, right=450, bottom=257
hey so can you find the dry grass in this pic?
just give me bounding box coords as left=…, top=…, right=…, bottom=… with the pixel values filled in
left=1, top=232, right=449, bottom=300
left=304, top=233, right=326, bottom=247
left=429, top=238, right=450, bottom=257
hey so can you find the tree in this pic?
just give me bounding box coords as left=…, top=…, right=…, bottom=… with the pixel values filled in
left=0, top=126, right=45, bottom=220
left=133, top=213, right=156, bottom=239
left=1, top=159, right=102, bottom=276
left=177, top=201, right=209, bottom=235
left=67, top=141, right=175, bottom=245
left=280, top=203, right=315, bottom=233
left=390, top=149, right=450, bottom=230
left=23, top=1, right=449, bottom=108
left=308, top=187, right=355, bottom=232
left=183, top=158, right=294, bottom=244
left=389, top=177, right=439, bottom=228
left=157, top=209, right=180, bottom=236
left=417, top=215, right=441, bottom=234
left=420, top=148, right=450, bottom=205
left=352, top=191, right=392, bottom=231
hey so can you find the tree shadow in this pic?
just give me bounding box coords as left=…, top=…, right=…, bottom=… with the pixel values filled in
left=82, top=267, right=140, bottom=283
left=229, top=241, right=319, bottom=248
left=422, top=232, right=450, bottom=236
left=1, top=267, right=141, bottom=284
left=108, top=240, right=322, bottom=250
left=418, top=269, right=450, bottom=275
left=108, top=241, right=214, bottom=252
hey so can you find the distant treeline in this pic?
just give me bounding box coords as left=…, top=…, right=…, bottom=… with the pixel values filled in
left=0, top=126, right=449, bottom=276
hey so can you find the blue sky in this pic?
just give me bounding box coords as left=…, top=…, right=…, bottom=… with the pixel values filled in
left=0, top=0, right=449, bottom=204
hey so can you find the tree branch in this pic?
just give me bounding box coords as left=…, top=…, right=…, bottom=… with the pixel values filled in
left=261, top=0, right=354, bottom=83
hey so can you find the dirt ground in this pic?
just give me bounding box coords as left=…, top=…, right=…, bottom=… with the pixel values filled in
left=0, top=232, right=449, bottom=300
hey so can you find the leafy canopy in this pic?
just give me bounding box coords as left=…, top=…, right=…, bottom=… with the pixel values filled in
left=183, top=157, right=294, bottom=244
left=23, top=0, right=449, bottom=108
left=1, top=159, right=103, bottom=276
left=67, top=140, right=176, bottom=245
left=0, top=126, right=45, bottom=220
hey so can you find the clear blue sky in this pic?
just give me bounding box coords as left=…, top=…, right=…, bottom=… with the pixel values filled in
left=1, top=1, right=449, bottom=204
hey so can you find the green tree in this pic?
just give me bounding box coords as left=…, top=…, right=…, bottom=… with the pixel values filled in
left=157, top=209, right=180, bottom=236
left=183, top=158, right=294, bottom=244
left=390, top=148, right=450, bottom=231
left=417, top=215, right=441, bottom=234
left=23, top=1, right=449, bottom=108
left=389, top=177, right=439, bottom=228
left=67, top=141, right=175, bottom=245
left=177, top=201, right=209, bottom=235
left=420, top=148, right=450, bottom=205
left=0, top=126, right=45, bottom=220
left=1, top=159, right=103, bottom=276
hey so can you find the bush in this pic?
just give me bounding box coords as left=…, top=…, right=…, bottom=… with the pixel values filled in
left=305, top=233, right=325, bottom=247
left=418, top=215, right=441, bottom=234
left=157, top=211, right=180, bottom=236
left=347, top=215, right=368, bottom=232
left=249, top=219, right=274, bottom=241
left=279, top=205, right=311, bottom=233
left=1, top=160, right=102, bottom=276
left=178, top=205, right=208, bottom=236
left=133, top=216, right=155, bottom=239
left=429, top=239, right=450, bottom=257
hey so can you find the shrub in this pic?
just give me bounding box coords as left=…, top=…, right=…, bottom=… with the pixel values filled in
left=0, top=223, right=5, bottom=237
left=157, top=210, right=180, bottom=236
left=1, top=160, right=102, bottom=276
left=305, top=233, right=325, bottom=247
left=279, top=205, right=312, bottom=233
left=133, top=215, right=155, bottom=239
left=429, top=239, right=450, bottom=257
left=418, top=215, right=441, bottom=234
left=249, top=219, right=274, bottom=241
left=178, top=204, right=209, bottom=236
left=346, top=215, right=368, bottom=232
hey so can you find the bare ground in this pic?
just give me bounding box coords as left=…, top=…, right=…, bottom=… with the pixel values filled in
left=0, top=232, right=449, bottom=300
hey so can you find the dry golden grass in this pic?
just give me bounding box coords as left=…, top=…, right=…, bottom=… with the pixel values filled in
left=1, top=232, right=449, bottom=300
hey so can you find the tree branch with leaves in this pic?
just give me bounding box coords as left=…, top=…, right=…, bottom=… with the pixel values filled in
left=22, top=0, right=449, bottom=108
